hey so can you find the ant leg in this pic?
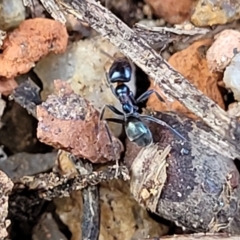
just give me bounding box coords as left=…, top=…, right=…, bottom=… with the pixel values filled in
left=102, top=118, right=124, bottom=145
left=140, top=115, right=186, bottom=141
left=99, top=104, right=124, bottom=149
left=99, top=104, right=123, bottom=150
left=104, top=118, right=125, bottom=124
left=100, top=104, right=124, bottom=121
left=105, top=73, right=118, bottom=98
left=99, top=106, right=124, bottom=178
left=101, top=119, right=119, bottom=178
left=129, top=91, right=137, bottom=106
left=103, top=118, right=125, bottom=178
left=136, top=89, right=165, bottom=104
left=100, top=49, right=115, bottom=61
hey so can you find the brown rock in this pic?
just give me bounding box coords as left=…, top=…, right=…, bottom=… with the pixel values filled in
left=0, top=101, right=48, bottom=154
left=56, top=150, right=78, bottom=177
left=191, top=0, right=240, bottom=27
left=53, top=151, right=82, bottom=240
left=125, top=112, right=240, bottom=233
left=207, top=30, right=240, bottom=72
left=0, top=170, right=13, bottom=239
left=0, top=18, right=68, bottom=78
left=99, top=180, right=169, bottom=240
left=37, top=80, right=123, bottom=163
left=32, top=213, right=68, bottom=240
left=0, top=77, right=18, bottom=96
left=147, top=39, right=225, bottom=118
left=145, top=0, right=197, bottom=24
left=0, top=152, right=56, bottom=181
left=54, top=192, right=83, bottom=240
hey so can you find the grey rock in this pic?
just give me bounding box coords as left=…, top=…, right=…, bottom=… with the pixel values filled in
left=0, top=0, right=26, bottom=31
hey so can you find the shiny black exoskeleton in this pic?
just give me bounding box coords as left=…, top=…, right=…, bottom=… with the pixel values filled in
left=114, top=84, right=136, bottom=114
left=101, top=58, right=184, bottom=147
left=108, top=59, right=132, bottom=83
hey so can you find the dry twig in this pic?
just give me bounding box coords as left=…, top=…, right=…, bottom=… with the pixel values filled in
left=16, top=165, right=130, bottom=200
left=133, top=21, right=240, bottom=51
left=75, top=160, right=100, bottom=240
left=23, top=0, right=66, bottom=23
left=159, top=233, right=240, bottom=240
left=133, top=24, right=210, bottom=50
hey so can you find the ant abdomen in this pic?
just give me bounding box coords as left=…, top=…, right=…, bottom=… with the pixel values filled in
left=108, top=59, right=132, bottom=83
left=125, top=117, right=153, bottom=147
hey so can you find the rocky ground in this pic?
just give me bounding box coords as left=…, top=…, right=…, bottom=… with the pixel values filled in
left=1, top=0, right=240, bottom=239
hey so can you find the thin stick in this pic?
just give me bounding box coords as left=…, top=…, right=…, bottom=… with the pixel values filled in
left=16, top=165, right=130, bottom=200
left=159, top=233, right=240, bottom=240
left=76, top=160, right=100, bottom=240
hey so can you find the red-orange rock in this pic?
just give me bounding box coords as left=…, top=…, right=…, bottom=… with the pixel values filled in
left=145, top=0, right=197, bottom=24
left=0, top=18, right=68, bottom=78
left=37, top=80, right=123, bottom=163
left=147, top=39, right=225, bottom=118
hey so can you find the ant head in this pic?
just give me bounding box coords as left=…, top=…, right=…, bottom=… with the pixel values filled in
left=100, top=49, right=133, bottom=84
left=108, top=59, right=132, bottom=83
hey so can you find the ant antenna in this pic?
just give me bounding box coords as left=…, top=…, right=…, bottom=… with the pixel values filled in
left=99, top=49, right=115, bottom=60
left=140, top=114, right=186, bottom=141
left=99, top=49, right=134, bottom=68
left=98, top=105, right=122, bottom=178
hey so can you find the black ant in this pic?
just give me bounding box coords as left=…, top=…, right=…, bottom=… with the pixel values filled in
left=100, top=54, right=185, bottom=148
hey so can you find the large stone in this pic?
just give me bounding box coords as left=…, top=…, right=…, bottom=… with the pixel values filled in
left=145, top=0, right=197, bottom=24
left=0, top=0, right=26, bottom=31
left=223, top=53, right=240, bottom=102
left=0, top=18, right=68, bottom=78
left=191, top=0, right=240, bottom=27
left=206, top=30, right=240, bottom=72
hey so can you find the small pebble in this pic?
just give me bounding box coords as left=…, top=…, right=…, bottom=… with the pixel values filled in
left=223, top=53, right=240, bottom=102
